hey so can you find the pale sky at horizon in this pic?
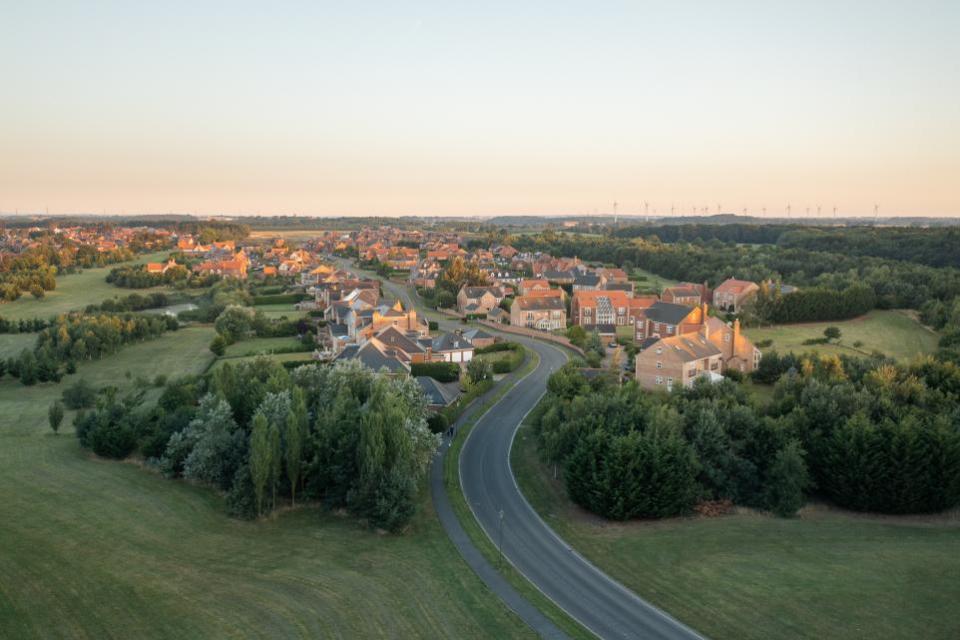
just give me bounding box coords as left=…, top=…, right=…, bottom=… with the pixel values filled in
left=1, top=1, right=958, bottom=217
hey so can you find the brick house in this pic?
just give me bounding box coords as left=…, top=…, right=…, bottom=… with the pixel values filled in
left=457, top=285, right=505, bottom=314
left=510, top=295, right=566, bottom=331
left=635, top=333, right=723, bottom=391
left=713, top=278, right=760, bottom=313
left=634, top=301, right=707, bottom=341
left=661, top=282, right=711, bottom=306
left=571, top=290, right=633, bottom=331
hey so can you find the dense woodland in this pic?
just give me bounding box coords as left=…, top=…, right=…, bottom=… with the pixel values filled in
left=535, top=354, right=960, bottom=520
left=73, top=358, right=439, bottom=531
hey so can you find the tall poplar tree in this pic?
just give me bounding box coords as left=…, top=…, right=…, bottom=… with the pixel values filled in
left=249, top=412, right=271, bottom=517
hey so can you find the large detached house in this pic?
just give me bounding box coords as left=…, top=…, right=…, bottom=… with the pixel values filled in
left=510, top=295, right=566, bottom=331
left=634, top=301, right=707, bottom=341
left=635, top=334, right=723, bottom=392
left=713, top=278, right=759, bottom=313
left=457, top=285, right=505, bottom=314
left=634, top=304, right=763, bottom=390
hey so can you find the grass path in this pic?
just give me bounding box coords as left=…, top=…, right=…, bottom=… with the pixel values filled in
left=511, top=423, right=960, bottom=640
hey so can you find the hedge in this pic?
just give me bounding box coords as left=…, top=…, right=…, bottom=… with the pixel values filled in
left=410, top=361, right=461, bottom=383
left=252, top=293, right=306, bottom=305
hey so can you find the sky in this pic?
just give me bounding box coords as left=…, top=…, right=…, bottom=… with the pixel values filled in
left=1, top=1, right=958, bottom=218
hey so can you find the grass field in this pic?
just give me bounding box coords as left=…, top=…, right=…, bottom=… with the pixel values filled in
left=0, top=332, right=36, bottom=358
left=628, top=266, right=677, bottom=293
left=745, top=309, right=939, bottom=362
left=0, top=250, right=172, bottom=321
left=221, top=336, right=306, bottom=358
left=253, top=303, right=308, bottom=320
left=0, top=326, right=218, bottom=437
left=209, top=351, right=315, bottom=372
left=0, top=323, right=535, bottom=638
left=511, top=423, right=960, bottom=640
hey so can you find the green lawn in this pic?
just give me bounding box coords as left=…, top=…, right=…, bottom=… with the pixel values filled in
left=222, top=336, right=306, bottom=358
left=0, top=326, right=218, bottom=437
left=0, top=325, right=534, bottom=638
left=0, top=332, right=36, bottom=359
left=745, top=309, right=939, bottom=362
left=253, top=303, right=308, bottom=320
left=0, top=250, right=172, bottom=321
left=511, top=424, right=960, bottom=640
left=628, top=266, right=678, bottom=293
left=210, top=351, right=315, bottom=372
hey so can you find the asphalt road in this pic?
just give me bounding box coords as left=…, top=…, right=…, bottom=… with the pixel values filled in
left=460, top=335, right=707, bottom=640
left=335, top=260, right=705, bottom=639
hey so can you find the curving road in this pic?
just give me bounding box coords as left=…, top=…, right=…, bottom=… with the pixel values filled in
left=336, top=261, right=705, bottom=639
left=459, top=336, right=706, bottom=640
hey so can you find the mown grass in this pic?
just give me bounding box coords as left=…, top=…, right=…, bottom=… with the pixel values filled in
left=0, top=326, right=218, bottom=437
left=628, top=265, right=678, bottom=293
left=221, top=336, right=306, bottom=358
left=0, top=326, right=536, bottom=638
left=209, top=351, right=315, bottom=372
left=0, top=332, right=36, bottom=358
left=746, top=309, right=939, bottom=362
left=511, top=422, right=960, bottom=640
left=0, top=250, right=172, bottom=321
left=253, top=303, right=308, bottom=320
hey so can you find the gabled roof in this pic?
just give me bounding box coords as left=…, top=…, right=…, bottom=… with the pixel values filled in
left=461, top=285, right=503, bottom=299
left=644, top=301, right=696, bottom=325
left=645, top=333, right=722, bottom=362
left=433, top=332, right=474, bottom=352
left=337, top=341, right=410, bottom=373
left=573, top=273, right=601, bottom=286
left=374, top=326, right=425, bottom=354
left=462, top=328, right=494, bottom=342
left=514, top=296, right=565, bottom=311
left=715, top=278, right=758, bottom=294
left=415, top=376, right=458, bottom=406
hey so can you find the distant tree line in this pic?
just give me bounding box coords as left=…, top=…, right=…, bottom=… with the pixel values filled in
left=512, top=230, right=960, bottom=333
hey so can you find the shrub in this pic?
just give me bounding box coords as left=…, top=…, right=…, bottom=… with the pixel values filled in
left=410, top=361, right=460, bottom=382
left=210, top=335, right=227, bottom=356
left=427, top=412, right=449, bottom=434
left=62, top=379, right=97, bottom=410
left=250, top=293, right=306, bottom=305
left=428, top=321, right=439, bottom=331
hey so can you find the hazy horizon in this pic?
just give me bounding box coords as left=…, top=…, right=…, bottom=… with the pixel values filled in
left=3, top=2, right=958, bottom=218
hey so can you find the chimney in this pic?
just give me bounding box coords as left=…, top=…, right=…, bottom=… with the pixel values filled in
left=733, top=318, right=741, bottom=343
left=701, top=302, right=708, bottom=321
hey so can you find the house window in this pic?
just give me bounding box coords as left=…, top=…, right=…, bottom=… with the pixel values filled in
left=667, top=325, right=674, bottom=334
left=724, top=333, right=731, bottom=342
left=656, top=361, right=662, bottom=369
left=655, top=376, right=663, bottom=385
left=656, top=347, right=662, bottom=354
left=667, top=377, right=673, bottom=385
